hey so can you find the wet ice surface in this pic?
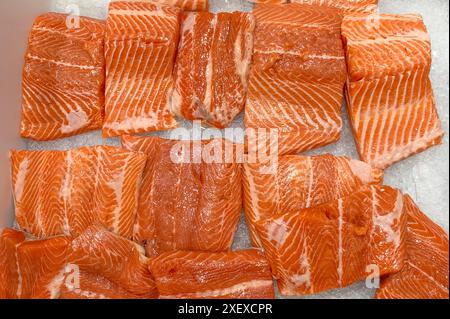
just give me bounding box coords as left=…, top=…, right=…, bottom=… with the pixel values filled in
left=32, top=0, right=449, bottom=299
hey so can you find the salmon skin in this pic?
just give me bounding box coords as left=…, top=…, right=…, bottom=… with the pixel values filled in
left=10, top=146, right=147, bottom=240
left=243, top=154, right=383, bottom=247
left=68, top=225, right=158, bottom=298
left=149, top=249, right=275, bottom=299
left=256, top=185, right=407, bottom=296
left=21, top=13, right=105, bottom=141
left=121, top=135, right=242, bottom=257
left=103, top=1, right=181, bottom=137
left=0, top=229, right=71, bottom=299
left=245, top=3, right=347, bottom=156
left=172, top=11, right=255, bottom=129
left=342, top=13, right=444, bottom=169
left=376, top=195, right=449, bottom=299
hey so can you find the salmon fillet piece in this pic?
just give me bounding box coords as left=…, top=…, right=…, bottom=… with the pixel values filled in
left=60, top=270, right=143, bottom=299
left=342, top=14, right=444, bottom=169
left=103, top=1, right=181, bottom=137
left=245, top=3, right=347, bottom=156
left=21, top=13, right=105, bottom=141
left=149, top=249, right=275, bottom=299
left=256, top=185, right=407, bottom=296
left=243, top=154, right=383, bottom=247
left=68, top=225, right=158, bottom=298
left=121, top=135, right=242, bottom=257
left=376, top=195, right=449, bottom=299
left=172, top=11, right=255, bottom=128
left=10, top=146, right=146, bottom=239
left=0, top=229, right=26, bottom=299
left=17, top=236, right=72, bottom=299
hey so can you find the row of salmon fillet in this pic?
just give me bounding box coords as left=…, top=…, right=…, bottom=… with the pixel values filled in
left=1, top=135, right=448, bottom=299
left=20, top=0, right=444, bottom=170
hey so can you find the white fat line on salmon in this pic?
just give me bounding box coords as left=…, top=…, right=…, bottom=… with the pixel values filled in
left=15, top=249, right=23, bottom=298
left=14, top=156, right=29, bottom=203
left=60, top=150, right=73, bottom=236
left=305, top=157, right=314, bottom=208
left=372, top=191, right=403, bottom=247
left=337, top=198, right=344, bottom=287
left=26, top=54, right=101, bottom=70
left=254, top=49, right=345, bottom=60
left=162, top=279, right=273, bottom=299
left=292, top=243, right=311, bottom=288
left=408, top=262, right=449, bottom=293
left=203, top=15, right=218, bottom=113
left=108, top=168, right=126, bottom=235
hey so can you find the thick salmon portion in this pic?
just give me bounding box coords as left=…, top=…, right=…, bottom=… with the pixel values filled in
left=21, top=13, right=105, bottom=141
left=172, top=11, right=255, bottom=128
left=103, top=1, right=181, bottom=137
left=245, top=3, right=347, bottom=156
left=69, top=225, right=158, bottom=298
left=243, top=154, right=383, bottom=247
left=0, top=229, right=26, bottom=299
left=121, top=135, right=242, bottom=257
left=342, top=14, right=444, bottom=169
left=256, top=185, right=407, bottom=296
left=376, top=195, right=449, bottom=299
left=149, top=250, right=275, bottom=299
left=10, top=146, right=146, bottom=239
left=60, top=270, right=143, bottom=299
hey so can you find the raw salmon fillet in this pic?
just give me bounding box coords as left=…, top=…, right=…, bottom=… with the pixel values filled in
left=103, top=1, right=181, bottom=137
left=10, top=146, right=146, bottom=239
left=16, top=236, right=72, bottom=299
left=69, top=225, right=158, bottom=298
left=342, top=14, right=444, bottom=169
left=376, top=195, right=449, bottom=299
left=256, top=185, right=407, bottom=296
left=0, top=229, right=26, bottom=299
left=172, top=11, right=255, bottom=128
left=290, top=0, right=378, bottom=14
left=149, top=249, right=275, bottom=299
left=243, top=154, right=383, bottom=246
left=21, top=13, right=105, bottom=141
left=245, top=3, right=347, bottom=156
left=122, top=135, right=242, bottom=257
left=60, top=270, right=141, bottom=299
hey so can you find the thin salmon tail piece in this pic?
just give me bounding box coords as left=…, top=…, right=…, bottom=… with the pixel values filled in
left=21, top=13, right=106, bottom=141
left=103, top=1, right=181, bottom=137
left=0, top=229, right=26, bottom=299
left=342, top=13, right=445, bottom=169
left=376, top=195, right=449, bottom=299
left=242, top=154, right=384, bottom=247
left=255, top=185, right=407, bottom=296
left=149, top=250, right=275, bottom=299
